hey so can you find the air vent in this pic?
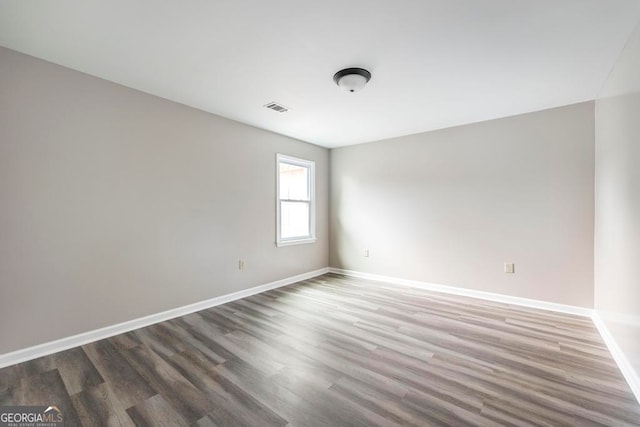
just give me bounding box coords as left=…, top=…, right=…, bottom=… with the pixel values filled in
left=264, top=102, right=290, bottom=113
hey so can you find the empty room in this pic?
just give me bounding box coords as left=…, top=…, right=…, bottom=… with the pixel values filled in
left=1, top=1, right=640, bottom=426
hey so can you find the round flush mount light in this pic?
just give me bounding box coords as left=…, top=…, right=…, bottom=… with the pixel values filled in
left=333, top=67, right=371, bottom=93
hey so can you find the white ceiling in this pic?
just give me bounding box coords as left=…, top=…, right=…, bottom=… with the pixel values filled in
left=1, top=1, right=639, bottom=148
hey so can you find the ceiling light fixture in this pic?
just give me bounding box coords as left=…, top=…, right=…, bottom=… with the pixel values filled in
left=333, top=68, right=371, bottom=93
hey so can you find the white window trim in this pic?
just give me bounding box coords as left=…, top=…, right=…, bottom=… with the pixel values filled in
left=276, top=153, right=316, bottom=247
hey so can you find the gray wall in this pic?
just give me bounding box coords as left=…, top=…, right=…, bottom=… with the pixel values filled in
left=330, top=103, right=595, bottom=307
left=595, top=22, right=640, bottom=376
left=0, top=47, right=329, bottom=354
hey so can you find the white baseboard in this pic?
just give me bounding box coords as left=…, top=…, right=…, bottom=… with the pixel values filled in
left=592, top=311, right=640, bottom=404
left=0, top=267, right=329, bottom=369
left=329, top=268, right=592, bottom=317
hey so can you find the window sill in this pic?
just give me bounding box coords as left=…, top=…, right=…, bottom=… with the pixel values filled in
left=276, top=237, right=316, bottom=247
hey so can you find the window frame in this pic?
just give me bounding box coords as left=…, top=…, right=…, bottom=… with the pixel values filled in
left=276, top=153, right=316, bottom=247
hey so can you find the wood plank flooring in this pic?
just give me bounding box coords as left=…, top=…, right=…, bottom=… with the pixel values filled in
left=1, top=273, right=639, bottom=426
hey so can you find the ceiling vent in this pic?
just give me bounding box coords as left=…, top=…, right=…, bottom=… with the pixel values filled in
left=263, top=102, right=289, bottom=113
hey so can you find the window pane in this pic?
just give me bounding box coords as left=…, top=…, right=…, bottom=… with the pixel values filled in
left=279, top=162, right=309, bottom=200
left=280, top=201, right=310, bottom=239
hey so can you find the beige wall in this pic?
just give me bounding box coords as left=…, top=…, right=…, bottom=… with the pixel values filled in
left=0, top=47, right=329, bottom=354
left=595, top=22, right=640, bottom=376
left=330, top=103, right=595, bottom=307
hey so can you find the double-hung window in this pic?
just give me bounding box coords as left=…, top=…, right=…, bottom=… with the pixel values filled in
left=276, top=154, right=315, bottom=246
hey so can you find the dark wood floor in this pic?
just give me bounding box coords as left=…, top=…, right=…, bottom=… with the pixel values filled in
left=1, top=273, right=639, bottom=426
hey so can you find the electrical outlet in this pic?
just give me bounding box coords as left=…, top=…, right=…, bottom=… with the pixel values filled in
left=364, top=249, right=370, bottom=257
left=504, top=262, right=515, bottom=274
left=239, top=260, right=245, bottom=270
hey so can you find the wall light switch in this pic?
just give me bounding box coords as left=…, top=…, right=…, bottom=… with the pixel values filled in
left=504, top=262, right=515, bottom=274
left=239, top=260, right=245, bottom=270
left=364, top=249, right=370, bottom=257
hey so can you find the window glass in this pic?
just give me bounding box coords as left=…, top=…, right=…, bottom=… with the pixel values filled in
left=276, top=154, right=315, bottom=246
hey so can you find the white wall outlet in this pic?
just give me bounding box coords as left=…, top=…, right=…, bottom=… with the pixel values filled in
left=239, top=260, right=245, bottom=270
left=364, top=249, right=370, bottom=257
left=504, top=262, right=515, bottom=274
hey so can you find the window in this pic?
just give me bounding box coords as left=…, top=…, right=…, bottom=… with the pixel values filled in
left=277, top=154, right=315, bottom=246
